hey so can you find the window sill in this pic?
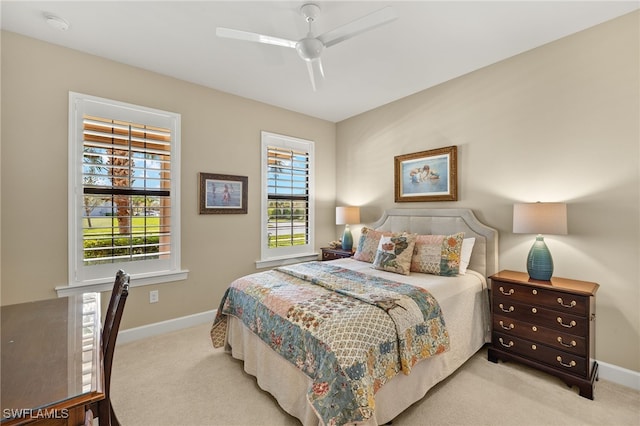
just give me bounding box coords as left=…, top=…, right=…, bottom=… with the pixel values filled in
left=255, top=253, right=319, bottom=270
left=55, top=269, right=189, bottom=297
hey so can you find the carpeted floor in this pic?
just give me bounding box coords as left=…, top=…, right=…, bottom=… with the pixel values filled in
left=111, top=322, right=640, bottom=426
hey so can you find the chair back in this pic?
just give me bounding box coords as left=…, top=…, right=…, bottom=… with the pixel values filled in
left=103, top=270, right=130, bottom=351
left=99, top=269, right=130, bottom=426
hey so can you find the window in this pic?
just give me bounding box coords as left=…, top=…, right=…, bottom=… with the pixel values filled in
left=64, top=92, right=186, bottom=294
left=259, top=131, right=316, bottom=267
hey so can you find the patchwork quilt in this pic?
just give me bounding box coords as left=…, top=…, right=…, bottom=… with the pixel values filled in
left=211, top=261, right=449, bottom=425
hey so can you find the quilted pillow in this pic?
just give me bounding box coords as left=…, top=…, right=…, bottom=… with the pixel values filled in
left=372, top=233, right=417, bottom=275
left=410, top=232, right=465, bottom=276
left=353, top=227, right=392, bottom=263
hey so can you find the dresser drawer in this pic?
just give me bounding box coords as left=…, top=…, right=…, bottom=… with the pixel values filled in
left=493, top=296, right=587, bottom=335
left=322, top=251, right=337, bottom=260
left=492, top=331, right=588, bottom=377
left=492, top=281, right=589, bottom=316
left=493, top=314, right=586, bottom=355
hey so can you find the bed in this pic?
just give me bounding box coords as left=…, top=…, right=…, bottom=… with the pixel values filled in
left=211, top=208, right=498, bottom=425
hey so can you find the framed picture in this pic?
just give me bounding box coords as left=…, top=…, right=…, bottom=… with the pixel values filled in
left=199, top=173, right=248, bottom=214
left=394, top=146, right=458, bottom=202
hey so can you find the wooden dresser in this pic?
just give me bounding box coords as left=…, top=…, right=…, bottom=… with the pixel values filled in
left=487, top=270, right=599, bottom=399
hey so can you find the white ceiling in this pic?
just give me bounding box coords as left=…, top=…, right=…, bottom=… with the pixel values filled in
left=2, top=1, right=638, bottom=122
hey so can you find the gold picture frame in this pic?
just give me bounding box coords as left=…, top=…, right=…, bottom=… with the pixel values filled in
left=394, top=146, right=458, bottom=202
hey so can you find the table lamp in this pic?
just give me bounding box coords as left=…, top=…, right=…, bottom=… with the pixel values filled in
left=336, top=206, right=360, bottom=251
left=513, top=202, right=567, bottom=281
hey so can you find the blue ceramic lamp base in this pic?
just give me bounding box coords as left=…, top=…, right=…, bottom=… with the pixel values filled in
left=527, top=235, right=554, bottom=281
left=341, top=225, right=353, bottom=251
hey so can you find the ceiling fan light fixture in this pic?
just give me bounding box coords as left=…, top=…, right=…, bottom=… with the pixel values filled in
left=296, top=37, right=323, bottom=61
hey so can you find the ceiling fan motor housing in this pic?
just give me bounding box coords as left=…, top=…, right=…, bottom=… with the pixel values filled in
left=297, top=4, right=323, bottom=61
left=296, top=37, right=323, bottom=61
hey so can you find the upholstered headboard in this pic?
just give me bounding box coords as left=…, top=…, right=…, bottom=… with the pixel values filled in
left=369, top=208, right=499, bottom=279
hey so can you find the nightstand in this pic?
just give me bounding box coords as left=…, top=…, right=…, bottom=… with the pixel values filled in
left=320, top=247, right=353, bottom=261
left=487, top=270, right=599, bottom=399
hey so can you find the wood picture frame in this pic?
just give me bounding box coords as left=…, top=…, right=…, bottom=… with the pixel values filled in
left=394, top=146, right=458, bottom=202
left=199, top=173, right=248, bottom=214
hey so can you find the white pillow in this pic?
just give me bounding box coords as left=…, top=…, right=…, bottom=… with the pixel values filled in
left=459, top=238, right=476, bottom=275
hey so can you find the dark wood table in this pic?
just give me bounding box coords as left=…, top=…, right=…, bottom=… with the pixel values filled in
left=320, top=247, right=353, bottom=260
left=1, top=293, right=104, bottom=425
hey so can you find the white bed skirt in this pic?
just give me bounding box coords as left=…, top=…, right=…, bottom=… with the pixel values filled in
left=224, top=267, right=490, bottom=426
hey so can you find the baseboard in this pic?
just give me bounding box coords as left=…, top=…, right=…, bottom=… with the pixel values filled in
left=117, top=309, right=216, bottom=345
left=597, top=360, right=640, bottom=391
left=118, top=310, right=640, bottom=392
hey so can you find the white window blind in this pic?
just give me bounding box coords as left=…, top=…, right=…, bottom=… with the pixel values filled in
left=266, top=145, right=310, bottom=247
left=260, top=131, right=315, bottom=264
left=82, top=115, right=172, bottom=265
left=80, top=293, right=99, bottom=393
left=67, top=92, right=184, bottom=291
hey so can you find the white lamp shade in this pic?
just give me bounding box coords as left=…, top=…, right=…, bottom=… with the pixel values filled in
left=336, top=206, right=360, bottom=225
left=513, top=203, right=568, bottom=235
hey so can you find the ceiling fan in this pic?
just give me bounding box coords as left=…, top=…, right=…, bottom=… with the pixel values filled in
left=216, top=3, right=398, bottom=91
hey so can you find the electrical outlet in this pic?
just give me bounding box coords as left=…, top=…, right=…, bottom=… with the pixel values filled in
left=149, top=290, right=159, bottom=304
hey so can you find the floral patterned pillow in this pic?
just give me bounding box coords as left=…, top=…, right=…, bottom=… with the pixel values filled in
left=410, top=232, right=465, bottom=276
left=372, top=233, right=417, bottom=275
left=353, top=227, right=392, bottom=263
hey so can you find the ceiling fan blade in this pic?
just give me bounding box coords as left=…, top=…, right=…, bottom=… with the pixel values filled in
left=216, top=27, right=297, bottom=49
left=305, top=58, right=324, bottom=92
left=317, top=6, right=397, bottom=48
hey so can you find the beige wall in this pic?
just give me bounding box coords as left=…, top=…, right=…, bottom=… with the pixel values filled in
left=0, top=31, right=336, bottom=328
left=2, top=11, right=638, bottom=373
left=336, top=11, right=639, bottom=372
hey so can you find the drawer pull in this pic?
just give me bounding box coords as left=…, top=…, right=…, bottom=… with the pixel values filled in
left=557, top=337, right=577, bottom=348
left=556, top=356, right=576, bottom=368
left=499, top=286, right=514, bottom=296
left=557, top=298, right=577, bottom=308
left=499, top=304, right=514, bottom=313
left=557, top=317, right=577, bottom=328
left=499, top=321, right=514, bottom=330
left=498, top=338, right=514, bottom=348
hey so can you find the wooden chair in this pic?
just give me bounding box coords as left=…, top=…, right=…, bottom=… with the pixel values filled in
left=91, top=270, right=130, bottom=426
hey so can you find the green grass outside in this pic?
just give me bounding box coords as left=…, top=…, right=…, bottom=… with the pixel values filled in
left=83, top=217, right=160, bottom=235
left=83, top=217, right=162, bottom=260
left=85, top=217, right=303, bottom=250
left=268, top=233, right=306, bottom=248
